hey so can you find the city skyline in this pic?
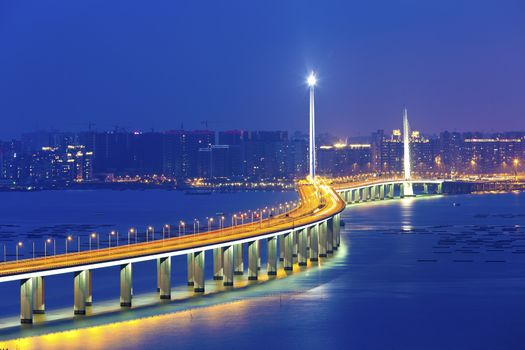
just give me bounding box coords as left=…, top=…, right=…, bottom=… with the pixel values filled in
left=1, top=0, right=524, bottom=139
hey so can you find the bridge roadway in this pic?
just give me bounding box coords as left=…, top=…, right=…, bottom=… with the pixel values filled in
left=0, top=180, right=345, bottom=324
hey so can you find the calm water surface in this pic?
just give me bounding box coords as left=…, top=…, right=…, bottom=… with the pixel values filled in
left=1, top=191, right=525, bottom=349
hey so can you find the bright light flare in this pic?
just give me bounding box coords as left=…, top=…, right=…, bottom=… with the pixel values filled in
left=307, top=72, right=317, bottom=87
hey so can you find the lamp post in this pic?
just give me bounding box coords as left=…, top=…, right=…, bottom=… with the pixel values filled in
left=220, top=216, right=225, bottom=231
left=208, top=217, right=214, bottom=232
left=44, top=238, right=51, bottom=258
left=16, top=242, right=22, bottom=262
left=66, top=235, right=73, bottom=254
left=193, top=219, right=200, bottom=235
left=147, top=226, right=154, bottom=242
left=163, top=224, right=170, bottom=239
left=109, top=231, right=117, bottom=248
left=89, top=233, right=97, bottom=251
left=307, top=71, right=317, bottom=181
left=179, top=221, right=185, bottom=236
left=128, top=228, right=135, bottom=245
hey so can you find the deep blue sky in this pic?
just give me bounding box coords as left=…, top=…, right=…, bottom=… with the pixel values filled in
left=0, top=0, right=524, bottom=139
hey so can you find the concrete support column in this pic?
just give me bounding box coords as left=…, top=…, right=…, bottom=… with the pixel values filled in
left=120, top=263, right=132, bottom=307
left=319, top=221, right=328, bottom=258
left=223, top=245, right=234, bottom=286
left=379, top=185, right=385, bottom=200
left=437, top=183, right=443, bottom=194
left=74, top=270, right=87, bottom=315
left=193, top=251, right=205, bottom=293
left=120, top=263, right=133, bottom=307
left=292, top=230, right=298, bottom=259
left=156, top=258, right=160, bottom=292
left=187, top=253, right=195, bottom=286
left=279, top=234, right=285, bottom=261
left=334, top=214, right=341, bottom=248
left=257, top=240, right=261, bottom=271
left=423, top=183, right=429, bottom=194
left=327, top=218, right=334, bottom=254
left=213, top=247, right=223, bottom=280
left=400, top=183, right=405, bottom=198
left=20, top=278, right=33, bottom=324
left=248, top=240, right=259, bottom=280
left=308, top=225, right=319, bottom=262
left=158, top=256, right=171, bottom=300
left=234, top=243, right=244, bottom=275
left=267, top=236, right=277, bottom=275
left=371, top=186, right=377, bottom=201
left=85, top=270, right=92, bottom=306
left=32, top=276, right=45, bottom=314
left=297, top=229, right=307, bottom=266
left=283, top=232, right=293, bottom=271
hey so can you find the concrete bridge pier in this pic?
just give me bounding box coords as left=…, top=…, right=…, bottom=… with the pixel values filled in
left=234, top=243, right=244, bottom=275
left=193, top=251, right=205, bottom=293
left=297, top=229, right=307, bottom=266
left=326, top=218, right=334, bottom=254
left=309, top=225, right=319, bottom=262
left=213, top=248, right=223, bottom=280
left=74, top=270, right=87, bottom=315
left=423, top=183, right=429, bottom=194
left=334, top=214, right=341, bottom=248
left=292, top=231, right=298, bottom=261
left=387, top=184, right=394, bottom=199
left=379, top=185, right=385, bottom=200
left=437, top=183, right=443, bottom=194
left=187, top=253, right=195, bottom=286
left=371, top=186, right=377, bottom=201
left=223, top=245, right=234, bottom=286
left=283, top=232, right=293, bottom=271
left=85, top=270, right=92, bottom=306
left=20, top=278, right=33, bottom=324
left=158, top=256, right=171, bottom=300
left=318, top=221, right=328, bottom=258
left=257, top=240, right=261, bottom=271
left=156, top=258, right=160, bottom=292
left=32, top=276, right=45, bottom=314
left=248, top=240, right=259, bottom=280
left=267, top=236, right=277, bottom=275
left=120, top=263, right=132, bottom=307
left=279, top=235, right=284, bottom=261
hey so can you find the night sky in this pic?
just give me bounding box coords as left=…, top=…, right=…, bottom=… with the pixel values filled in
left=0, top=0, right=524, bottom=139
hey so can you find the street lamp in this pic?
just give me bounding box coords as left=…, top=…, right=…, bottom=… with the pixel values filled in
left=66, top=235, right=73, bottom=254
left=128, top=228, right=136, bottom=245
left=89, top=233, right=97, bottom=251
left=163, top=224, right=170, bottom=239
left=307, top=71, right=317, bottom=181
left=16, top=242, right=22, bottom=262
left=44, top=238, right=52, bottom=258
left=147, top=226, right=154, bottom=241
left=193, top=219, right=200, bottom=235
left=179, top=221, right=185, bottom=236
left=220, top=216, right=225, bottom=231
left=208, top=217, right=214, bottom=232
left=109, top=231, right=117, bottom=248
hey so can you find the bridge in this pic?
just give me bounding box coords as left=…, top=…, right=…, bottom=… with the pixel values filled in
left=0, top=181, right=345, bottom=324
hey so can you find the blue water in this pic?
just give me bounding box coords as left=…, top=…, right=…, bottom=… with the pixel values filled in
left=1, top=191, right=525, bottom=349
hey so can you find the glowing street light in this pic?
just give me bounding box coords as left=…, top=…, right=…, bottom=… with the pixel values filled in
left=208, top=217, right=214, bottom=232
left=193, top=219, right=200, bottom=235
left=44, top=238, right=52, bottom=258
left=179, top=221, right=185, bottom=235
left=128, top=228, right=136, bottom=245
left=163, top=224, right=170, bottom=239
left=89, top=233, right=97, bottom=251
left=146, top=226, right=154, bottom=242
left=16, top=242, right=23, bottom=262
left=307, top=71, right=317, bottom=181
left=66, top=235, right=73, bottom=254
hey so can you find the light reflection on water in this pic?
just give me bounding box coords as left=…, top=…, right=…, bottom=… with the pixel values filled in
left=2, top=192, right=525, bottom=350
